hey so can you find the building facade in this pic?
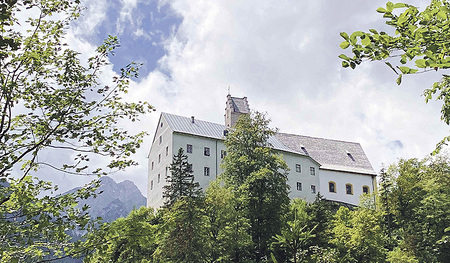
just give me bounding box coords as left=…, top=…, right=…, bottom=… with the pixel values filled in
left=147, top=96, right=376, bottom=208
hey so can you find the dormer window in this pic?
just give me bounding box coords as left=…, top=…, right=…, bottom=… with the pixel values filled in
left=347, top=152, right=355, bottom=161
left=301, top=146, right=309, bottom=155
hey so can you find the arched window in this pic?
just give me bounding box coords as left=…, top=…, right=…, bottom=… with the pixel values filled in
left=345, top=183, right=353, bottom=195
left=328, top=181, right=336, bottom=193
left=362, top=185, right=370, bottom=194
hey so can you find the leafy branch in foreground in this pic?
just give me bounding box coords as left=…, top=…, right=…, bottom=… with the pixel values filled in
left=339, top=0, right=450, bottom=152
left=0, top=0, right=153, bottom=261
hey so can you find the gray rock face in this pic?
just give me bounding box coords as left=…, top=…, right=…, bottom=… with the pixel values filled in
left=66, top=176, right=147, bottom=222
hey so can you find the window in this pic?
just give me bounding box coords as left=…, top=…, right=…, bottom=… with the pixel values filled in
left=221, top=150, right=227, bottom=158
left=311, top=185, right=316, bottom=194
left=329, top=181, right=336, bottom=193
left=347, top=152, right=355, bottom=161
left=158, top=154, right=161, bottom=163
left=151, top=161, right=154, bottom=170
left=296, top=182, right=302, bottom=191
left=160, top=122, right=163, bottom=127
left=187, top=144, right=193, bottom=153
left=166, top=146, right=169, bottom=156
left=204, top=147, right=210, bottom=156
left=165, top=167, right=168, bottom=177
left=301, top=146, right=309, bottom=155
left=159, top=136, right=162, bottom=145
left=346, top=184, right=353, bottom=195
left=204, top=167, right=210, bottom=176
left=157, top=174, right=160, bottom=183
left=150, top=180, right=153, bottom=190
left=295, top=164, right=301, bottom=173
left=310, top=167, right=315, bottom=175
left=362, top=186, right=370, bottom=194
left=188, top=164, right=193, bottom=173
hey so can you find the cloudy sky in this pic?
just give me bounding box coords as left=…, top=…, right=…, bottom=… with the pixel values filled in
left=39, top=0, right=448, bottom=196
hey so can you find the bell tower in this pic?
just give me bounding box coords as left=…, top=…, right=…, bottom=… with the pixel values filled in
left=224, top=93, right=250, bottom=128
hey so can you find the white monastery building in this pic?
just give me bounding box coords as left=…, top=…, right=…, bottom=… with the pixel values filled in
left=147, top=95, right=377, bottom=209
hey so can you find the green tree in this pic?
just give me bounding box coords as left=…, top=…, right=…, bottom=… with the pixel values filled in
left=84, top=207, right=160, bottom=263
left=221, top=112, right=290, bottom=262
left=0, top=0, right=152, bottom=261
left=203, top=179, right=253, bottom=262
left=339, top=0, right=450, bottom=151
left=163, top=147, right=202, bottom=208
left=331, top=206, right=387, bottom=263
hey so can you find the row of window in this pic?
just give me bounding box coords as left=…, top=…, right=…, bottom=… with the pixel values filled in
left=295, top=164, right=315, bottom=175
left=328, top=181, right=370, bottom=195
left=186, top=144, right=227, bottom=158
left=296, top=182, right=316, bottom=194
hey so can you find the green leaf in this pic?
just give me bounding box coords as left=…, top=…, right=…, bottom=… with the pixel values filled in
left=385, top=61, right=399, bottom=74
left=340, top=41, right=350, bottom=49
left=342, top=61, right=350, bottom=68
left=393, top=3, right=406, bottom=8
left=396, top=74, right=402, bottom=85
left=438, top=11, right=447, bottom=19
left=415, top=59, right=427, bottom=68
left=361, top=35, right=371, bottom=46
left=386, top=2, right=394, bottom=12
left=377, top=7, right=387, bottom=13
left=340, top=32, right=350, bottom=41
left=339, top=54, right=350, bottom=61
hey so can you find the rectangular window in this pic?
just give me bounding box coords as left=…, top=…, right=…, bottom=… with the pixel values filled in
left=296, top=182, right=302, bottom=191
left=158, top=154, right=161, bottom=163
left=204, top=167, right=210, bottom=176
left=159, top=136, right=162, bottom=145
left=204, top=147, right=210, bottom=156
left=310, top=167, right=315, bottom=175
left=151, top=161, right=154, bottom=170
left=165, top=167, right=168, bottom=177
left=221, top=150, right=227, bottom=158
left=166, top=146, right=169, bottom=156
left=311, top=185, right=316, bottom=194
left=363, top=186, right=369, bottom=194
left=346, top=184, right=353, bottom=195
left=187, top=144, right=193, bottom=153
left=188, top=164, right=193, bottom=173
left=157, top=174, right=160, bottom=183
left=296, top=164, right=301, bottom=173
left=150, top=180, right=153, bottom=190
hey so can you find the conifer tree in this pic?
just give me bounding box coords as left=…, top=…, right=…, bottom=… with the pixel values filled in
left=162, top=147, right=201, bottom=208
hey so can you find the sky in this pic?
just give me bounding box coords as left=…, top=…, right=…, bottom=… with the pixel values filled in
left=34, top=0, right=449, bottom=197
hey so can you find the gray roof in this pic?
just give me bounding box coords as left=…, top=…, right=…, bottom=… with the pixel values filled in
left=161, top=113, right=302, bottom=155
left=275, top=133, right=376, bottom=175
left=231, top=97, right=250, bottom=113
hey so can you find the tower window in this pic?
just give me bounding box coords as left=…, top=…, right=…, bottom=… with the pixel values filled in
left=346, top=184, right=353, bottom=195
left=296, top=164, right=301, bottom=173
left=310, top=167, right=315, bottom=175
left=329, top=181, right=336, bottom=193
left=157, top=174, right=160, bottom=183
left=204, top=167, right=210, bottom=176
left=166, top=146, right=169, bottom=156
left=150, top=180, right=153, bottom=190
left=151, top=161, right=154, bottom=170
left=158, top=154, right=161, bottom=163
left=204, top=147, right=210, bottom=156
left=296, top=182, right=302, bottom=191
left=187, top=144, right=193, bottom=153
left=159, top=136, right=162, bottom=144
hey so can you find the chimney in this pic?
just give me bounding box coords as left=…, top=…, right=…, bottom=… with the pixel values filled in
left=191, top=116, right=195, bottom=123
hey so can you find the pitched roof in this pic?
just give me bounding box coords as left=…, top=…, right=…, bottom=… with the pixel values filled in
left=275, top=133, right=376, bottom=175
left=161, top=112, right=303, bottom=156
left=231, top=97, right=250, bottom=113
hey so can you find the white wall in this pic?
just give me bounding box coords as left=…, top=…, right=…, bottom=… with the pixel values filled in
left=319, top=169, right=375, bottom=206
left=282, top=152, right=321, bottom=203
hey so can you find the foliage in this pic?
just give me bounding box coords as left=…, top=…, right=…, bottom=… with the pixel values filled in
left=331, top=206, right=387, bottom=263
left=0, top=177, right=98, bottom=262
left=83, top=206, right=159, bottom=263
left=162, top=148, right=202, bottom=208
left=339, top=0, right=450, bottom=151
left=221, top=112, right=290, bottom=261
left=0, top=0, right=152, bottom=261
left=155, top=195, right=205, bottom=263
left=380, top=156, right=450, bottom=262
left=203, top=179, right=253, bottom=262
